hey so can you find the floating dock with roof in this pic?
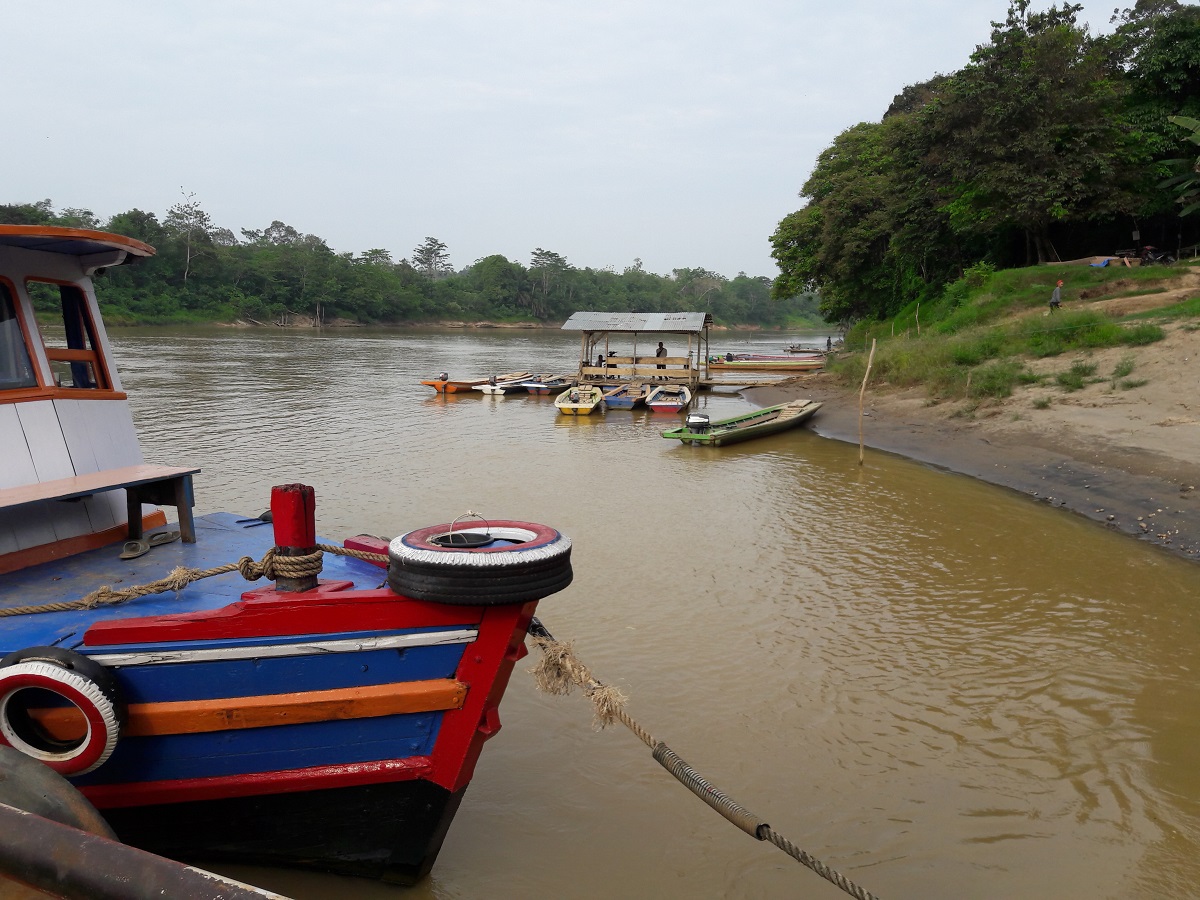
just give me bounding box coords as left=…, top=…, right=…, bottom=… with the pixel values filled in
left=561, top=311, right=804, bottom=389
left=562, top=311, right=711, bottom=389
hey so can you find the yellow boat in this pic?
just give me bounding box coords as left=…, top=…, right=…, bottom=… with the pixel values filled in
left=554, top=385, right=605, bottom=416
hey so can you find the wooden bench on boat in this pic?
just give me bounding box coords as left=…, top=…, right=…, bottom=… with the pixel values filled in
left=0, top=464, right=201, bottom=543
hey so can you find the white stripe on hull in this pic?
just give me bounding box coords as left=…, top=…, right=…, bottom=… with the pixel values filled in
left=89, top=628, right=479, bottom=667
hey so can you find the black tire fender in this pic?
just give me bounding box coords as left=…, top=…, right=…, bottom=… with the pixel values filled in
left=0, top=647, right=125, bottom=776
left=388, top=521, right=573, bottom=605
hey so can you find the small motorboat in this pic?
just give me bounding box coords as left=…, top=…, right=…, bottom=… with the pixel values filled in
left=645, top=384, right=693, bottom=414
left=421, top=374, right=486, bottom=393
left=554, top=385, right=606, bottom=415
left=520, top=375, right=574, bottom=395
left=476, top=373, right=532, bottom=395
left=421, top=371, right=530, bottom=393
left=601, top=382, right=649, bottom=409
left=662, top=399, right=823, bottom=446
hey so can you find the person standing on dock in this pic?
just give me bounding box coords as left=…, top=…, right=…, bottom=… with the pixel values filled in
left=655, top=342, right=667, bottom=378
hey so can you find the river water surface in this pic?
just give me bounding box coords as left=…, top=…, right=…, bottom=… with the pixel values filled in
left=108, top=326, right=1200, bottom=900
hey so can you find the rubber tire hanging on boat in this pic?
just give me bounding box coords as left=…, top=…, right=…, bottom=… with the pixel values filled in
left=387, top=521, right=573, bottom=605
left=0, top=647, right=125, bottom=776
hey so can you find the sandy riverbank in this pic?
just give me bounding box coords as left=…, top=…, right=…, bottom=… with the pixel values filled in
left=744, top=319, right=1200, bottom=563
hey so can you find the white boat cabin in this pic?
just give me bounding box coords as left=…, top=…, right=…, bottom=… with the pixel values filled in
left=0, top=226, right=175, bottom=571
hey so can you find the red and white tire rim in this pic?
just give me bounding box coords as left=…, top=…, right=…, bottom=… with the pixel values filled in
left=393, top=520, right=569, bottom=567
left=0, top=661, right=120, bottom=775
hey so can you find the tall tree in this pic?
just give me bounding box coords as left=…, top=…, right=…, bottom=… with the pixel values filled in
left=931, top=1, right=1144, bottom=263
left=58, top=208, right=100, bottom=228
left=464, top=255, right=528, bottom=314
left=1164, top=115, right=1200, bottom=215
left=164, top=190, right=213, bottom=284
left=1103, top=1, right=1200, bottom=216
left=358, top=248, right=394, bottom=266
left=0, top=199, right=57, bottom=225
left=411, top=237, right=453, bottom=278
left=672, top=268, right=727, bottom=307
left=529, top=248, right=571, bottom=317
left=771, top=119, right=924, bottom=322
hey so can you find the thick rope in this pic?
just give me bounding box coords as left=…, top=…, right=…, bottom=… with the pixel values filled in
left=527, top=623, right=880, bottom=900
left=0, top=543, right=390, bottom=619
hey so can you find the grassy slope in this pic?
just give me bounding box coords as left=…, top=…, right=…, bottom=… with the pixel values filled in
left=831, top=259, right=1200, bottom=403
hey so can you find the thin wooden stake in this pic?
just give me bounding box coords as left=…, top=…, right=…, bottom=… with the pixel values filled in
left=858, top=338, right=876, bottom=466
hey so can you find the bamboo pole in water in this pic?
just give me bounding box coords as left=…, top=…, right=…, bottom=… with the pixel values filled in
left=858, top=338, right=876, bottom=466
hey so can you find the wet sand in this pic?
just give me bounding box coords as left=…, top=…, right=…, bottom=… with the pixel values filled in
left=744, top=322, right=1200, bottom=563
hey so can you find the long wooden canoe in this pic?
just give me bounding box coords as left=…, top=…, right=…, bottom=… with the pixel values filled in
left=706, top=357, right=824, bottom=372
left=661, top=399, right=822, bottom=446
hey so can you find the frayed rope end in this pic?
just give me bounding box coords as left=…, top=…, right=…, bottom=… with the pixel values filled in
left=528, top=636, right=627, bottom=729
left=585, top=683, right=628, bottom=730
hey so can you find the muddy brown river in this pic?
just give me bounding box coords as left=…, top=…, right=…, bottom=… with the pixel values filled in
left=107, top=326, right=1200, bottom=899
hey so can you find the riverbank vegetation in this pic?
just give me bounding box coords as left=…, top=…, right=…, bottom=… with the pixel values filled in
left=0, top=201, right=822, bottom=330
left=771, top=1, right=1200, bottom=327
left=827, top=257, right=1200, bottom=403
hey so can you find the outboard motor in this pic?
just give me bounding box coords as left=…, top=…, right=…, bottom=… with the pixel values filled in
left=439, top=372, right=449, bottom=382
left=488, top=375, right=497, bottom=385
left=686, top=413, right=711, bottom=433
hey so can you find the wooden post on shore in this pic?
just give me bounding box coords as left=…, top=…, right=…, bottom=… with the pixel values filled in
left=858, top=339, right=876, bottom=466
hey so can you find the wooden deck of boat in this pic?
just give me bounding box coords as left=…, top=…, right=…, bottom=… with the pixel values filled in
left=772, top=400, right=813, bottom=420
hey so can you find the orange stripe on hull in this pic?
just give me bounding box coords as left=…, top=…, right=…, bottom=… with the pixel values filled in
left=26, top=679, right=468, bottom=741
left=123, top=679, right=468, bottom=736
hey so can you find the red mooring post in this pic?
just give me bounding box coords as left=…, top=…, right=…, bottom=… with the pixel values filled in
left=270, top=483, right=318, bottom=592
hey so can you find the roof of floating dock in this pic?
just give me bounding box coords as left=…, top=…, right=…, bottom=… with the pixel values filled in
left=560, top=311, right=713, bottom=333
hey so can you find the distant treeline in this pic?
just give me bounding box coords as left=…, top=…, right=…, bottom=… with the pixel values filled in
left=0, top=200, right=823, bottom=329
left=771, top=0, right=1200, bottom=325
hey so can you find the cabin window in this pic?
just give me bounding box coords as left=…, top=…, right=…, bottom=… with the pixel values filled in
left=27, top=281, right=110, bottom=391
left=0, top=282, right=38, bottom=390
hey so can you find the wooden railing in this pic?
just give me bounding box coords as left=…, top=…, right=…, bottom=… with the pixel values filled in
left=581, top=356, right=696, bottom=381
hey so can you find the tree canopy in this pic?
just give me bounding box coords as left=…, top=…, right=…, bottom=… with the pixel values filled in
left=0, top=199, right=822, bottom=329
left=772, top=0, right=1200, bottom=324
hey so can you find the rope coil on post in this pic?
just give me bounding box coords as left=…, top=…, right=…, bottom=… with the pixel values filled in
left=527, top=618, right=880, bottom=900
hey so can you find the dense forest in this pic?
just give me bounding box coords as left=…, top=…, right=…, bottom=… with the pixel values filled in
left=0, top=199, right=823, bottom=330
left=771, top=0, right=1200, bottom=326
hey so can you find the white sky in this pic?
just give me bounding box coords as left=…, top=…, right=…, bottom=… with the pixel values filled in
left=6, top=2, right=1119, bottom=278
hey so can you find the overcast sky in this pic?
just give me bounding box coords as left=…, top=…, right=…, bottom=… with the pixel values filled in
left=7, top=2, right=1119, bottom=278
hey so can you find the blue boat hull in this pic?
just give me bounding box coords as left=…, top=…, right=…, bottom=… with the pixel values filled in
left=0, top=511, right=556, bottom=881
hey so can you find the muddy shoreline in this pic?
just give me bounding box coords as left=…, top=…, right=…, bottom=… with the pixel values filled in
left=744, top=372, right=1200, bottom=564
